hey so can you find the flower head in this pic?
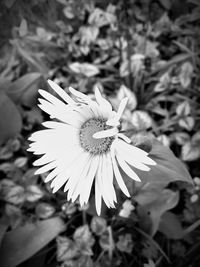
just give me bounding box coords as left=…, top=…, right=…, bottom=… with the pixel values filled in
left=28, top=80, right=156, bottom=215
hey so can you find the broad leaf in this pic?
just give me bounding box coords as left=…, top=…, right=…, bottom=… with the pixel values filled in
left=0, top=91, right=22, bottom=145
left=131, top=110, right=152, bottom=130
left=90, top=216, right=107, bottom=236
left=69, top=62, right=99, bottom=77
left=35, top=203, right=55, bottom=219
left=116, top=233, right=133, bottom=253
left=73, top=225, right=95, bottom=256
left=57, top=236, right=79, bottom=262
left=159, top=0, right=171, bottom=9
left=0, top=217, right=66, bottom=267
left=181, top=132, right=200, bottom=161
left=134, top=140, right=193, bottom=185
left=137, top=189, right=179, bottom=236
left=117, top=85, right=137, bottom=111
left=6, top=73, right=43, bottom=107
left=182, top=142, right=200, bottom=161
left=159, top=211, right=184, bottom=239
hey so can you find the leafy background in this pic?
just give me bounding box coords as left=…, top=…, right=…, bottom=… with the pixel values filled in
left=0, top=0, right=200, bottom=266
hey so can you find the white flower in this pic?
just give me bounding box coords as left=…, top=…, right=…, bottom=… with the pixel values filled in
left=28, top=80, right=156, bottom=215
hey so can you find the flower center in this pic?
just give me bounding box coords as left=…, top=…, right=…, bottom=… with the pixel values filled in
left=79, top=118, right=115, bottom=155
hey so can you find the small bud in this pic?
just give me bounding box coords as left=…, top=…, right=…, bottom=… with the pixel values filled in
left=190, top=194, right=199, bottom=203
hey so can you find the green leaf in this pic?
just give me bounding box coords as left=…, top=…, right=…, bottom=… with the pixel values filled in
left=116, top=233, right=133, bottom=253
left=159, top=0, right=171, bottom=10
left=69, top=62, right=99, bottom=77
left=159, top=212, right=184, bottom=239
left=73, top=225, right=95, bottom=256
left=134, top=183, right=166, bottom=206
left=99, top=226, right=114, bottom=259
left=25, top=185, right=44, bottom=202
left=179, top=116, right=194, bottom=131
left=0, top=91, right=22, bottom=145
left=117, top=85, right=137, bottom=111
left=176, top=101, right=191, bottom=116
left=57, top=236, right=79, bottom=262
left=4, top=185, right=25, bottom=205
left=0, top=223, right=8, bottom=247
left=0, top=217, right=66, bottom=267
left=181, top=142, right=200, bottom=161
left=134, top=140, right=193, bottom=186
left=4, top=0, right=17, bottom=8
left=5, top=204, right=22, bottom=229
left=181, top=132, right=200, bottom=161
left=35, top=203, right=55, bottom=219
left=137, top=189, right=179, bottom=236
left=6, top=73, right=43, bottom=107
left=131, top=110, right=152, bottom=130
left=90, top=216, right=107, bottom=236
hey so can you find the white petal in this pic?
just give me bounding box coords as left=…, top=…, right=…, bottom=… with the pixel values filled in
left=43, top=148, right=83, bottom=182
left=28, top=130, right=79, bottom=156
left=38, top=99, right=84, bottom=127
left=45, top=167, right=62, bottom=182
left=64, top=152, right=90, bottom=195
left=118, top=133, right=131, bottom=143
left=96, top=155, right=111, bottom=208
left=38, top=89, right=66, bottom=108
left=106, top=153, right=117, bottom=203
left=117, top=139, right=156, bottom=166
left=67, top=154, right=92, bottom=200
left=89, top=102, right=103, bottom=117
left=116, top=97, right=128, bottom=120
left=110, top=146, right=130, bottom=197
left=116, top=154, right=141, bottom=182
left=106, top=119, right=120, bottom=127
left=117, top=139, right=148, bottom=157
left=106, top=98, right=128, bottom=126
left=42, top=121, right=76, bottom=130
left=51, top=172, right=70, bottom=193
left=48, top=80, right=75, bottom=104
left=79, top=156, right=99, bottom=206
left=38, top=99, right=56, bottom=117
left=34, top=161, right=57, bottom=175
left=33, top=155, right=55, bottom=166
left=72, top=105, right=93, bottom=120
left=95, top=177, right=102, bottom=216
left=69, top=87, right=92, bottom=103
left=93, top=127, right=118, bottom=139
left=70, top=157, right=93, bottom=202
left=101, top=154, right=115, bottom=208
left=117, top=150, right=151, bottom=171
left=118, top=139, right=156, bottom=166
left=95, top=87, right=112, bottom=116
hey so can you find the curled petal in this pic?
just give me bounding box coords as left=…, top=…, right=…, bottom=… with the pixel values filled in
left=93, top=127, right=118, bottom=139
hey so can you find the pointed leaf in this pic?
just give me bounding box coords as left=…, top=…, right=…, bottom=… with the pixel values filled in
left=134, top=140, right=193, bottom=185
left=6, top=73, right=43, bottom=107
left=137, top=189, right=179, bottom=236
left=181, top=142, right=200, bottom=161
left=159, top=212, right=184, bottom=239
left=0, top=217, right=66, bottom=267
left=57, top=236, right=79, bottom=262
left=0, top=91, right=22, bottom=145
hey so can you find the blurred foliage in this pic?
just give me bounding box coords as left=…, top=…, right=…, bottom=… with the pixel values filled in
left=0, top=0, right=200, bottom=266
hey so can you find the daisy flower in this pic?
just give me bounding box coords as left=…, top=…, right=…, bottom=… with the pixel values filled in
left=28, top=80, right=156, bottom=215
